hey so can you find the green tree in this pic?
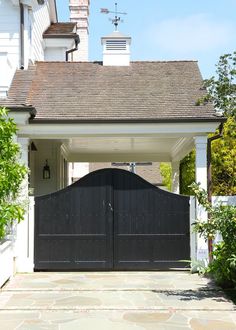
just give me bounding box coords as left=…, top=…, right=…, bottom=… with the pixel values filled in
left=197, top=52, right=236, bottom=118
left=179, top=52, right=236, bottom=195
left=0, top=107, right=28, bottom=240
left=211, top=117, right=236, bottom=195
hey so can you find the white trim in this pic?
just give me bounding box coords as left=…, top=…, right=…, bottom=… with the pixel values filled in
left=171, top=137, right=194, bottom=162
left=44, top=38, right=74, bottom=49
left=10, top=112, right=31, bottom=125
left=66, top=152, right=171, bottom=162
left=17, top=122, right=221, bottom=139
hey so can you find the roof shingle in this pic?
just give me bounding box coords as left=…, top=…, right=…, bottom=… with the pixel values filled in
left=1, top=61, right=219, bottom=122
left=43, top=23, right=76, bottom=38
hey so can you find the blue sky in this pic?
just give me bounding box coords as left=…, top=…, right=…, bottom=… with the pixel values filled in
left=56, top=0, right=236, bottom=78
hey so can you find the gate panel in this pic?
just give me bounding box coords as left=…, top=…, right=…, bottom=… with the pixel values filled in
left=35, top=170, right=113, bottom=270
left=113, top=169, right=190, bottom=270
left=35, top=168, right=190, bottom=271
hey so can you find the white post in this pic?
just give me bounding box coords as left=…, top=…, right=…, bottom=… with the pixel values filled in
left=172, top=161, right=180, bottom=194
left=15, top=137, right=34, bottom=272
left=194, top=136, right=208, bottom=261
left=190, top=196, right=197, bottom=261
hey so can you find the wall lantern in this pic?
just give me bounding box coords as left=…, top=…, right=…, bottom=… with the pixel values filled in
left=43, top=160, right=50, bottom=179
left=30, top=142, right=37, bottom=151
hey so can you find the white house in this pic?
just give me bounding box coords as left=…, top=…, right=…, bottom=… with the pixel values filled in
left=0, top=0, right=225, bottom=282
left=0, top=0, right=89, bottom=97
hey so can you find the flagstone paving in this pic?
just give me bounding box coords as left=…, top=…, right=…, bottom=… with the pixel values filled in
left=0, top=272, right=235, bottom=329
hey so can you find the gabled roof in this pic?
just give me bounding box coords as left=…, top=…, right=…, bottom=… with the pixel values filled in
left=1, top=61, right=222, bottom=123
left=43, top=23, right=77, bottom=38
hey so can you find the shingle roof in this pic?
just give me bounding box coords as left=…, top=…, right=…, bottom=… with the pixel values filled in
left=1, top=61, right=220, bottom=122
left=43, top=23, right=76, bottom=38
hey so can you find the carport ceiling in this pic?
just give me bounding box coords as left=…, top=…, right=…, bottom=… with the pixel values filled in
left=62, top=136, right=193, bottom=162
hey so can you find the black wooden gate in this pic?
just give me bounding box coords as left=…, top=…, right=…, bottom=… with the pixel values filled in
left=34, top=169, right=190, bottom=270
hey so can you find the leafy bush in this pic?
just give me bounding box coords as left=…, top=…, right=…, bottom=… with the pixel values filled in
left=0, top=107, right=28, bottom=240
left=191, top=182, right=236, bottom=288
left=159, top=163, right=172, bottom=191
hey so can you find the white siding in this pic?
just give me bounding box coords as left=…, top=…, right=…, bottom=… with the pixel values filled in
left=31, top=1, right=51, bottom=62
left=0, top=0, right=54, bottom=95
left=44, top=47, right=67, bottom=61
left=0, top=0, right=20, bottom=94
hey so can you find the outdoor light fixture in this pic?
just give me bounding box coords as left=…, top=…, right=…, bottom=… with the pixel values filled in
left=43, top=160, right=50, bottom=179
left=30, top=142, right=37, bottom=151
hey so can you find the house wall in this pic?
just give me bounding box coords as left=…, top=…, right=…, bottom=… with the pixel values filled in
left=31, top=140, right=62, bottom=196
left=0, top=0, right=54, bottom=96
left=44, top=46, right=67, bottom=61
left=31, top=1, right=52, bottom=62
left=0, top=0, right=20, bottom=97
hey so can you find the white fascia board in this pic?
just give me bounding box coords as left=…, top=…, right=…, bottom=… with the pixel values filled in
left=44, top=38, right=74, bottom=49
left=17, top=122, right=221, bottom=139
left=10, top=112, right=31, bottom=126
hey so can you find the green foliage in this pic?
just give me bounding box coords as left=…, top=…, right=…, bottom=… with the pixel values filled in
left=211, top=117, right=236, bottom=195
left=190, top=182, right=236, bottom=288
left=208, top=242, right=236, bottom=288
left=159, top=163, right=172, bottom=191
left=181, top=51, right=236, bottom=195
left=0, top=107, right=28, bottom=240
left=179, top=151, right=195, bottom=195
left=197, top=52, right=236, bottom=118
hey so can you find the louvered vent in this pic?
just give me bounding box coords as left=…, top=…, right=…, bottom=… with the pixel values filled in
left=106, top=40, right=127, bottom=51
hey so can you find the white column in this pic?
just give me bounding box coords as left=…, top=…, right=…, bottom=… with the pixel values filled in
left=194, top=136, right=208, bottom=261
left=195, top=136, right=207, bottom=190
left=15, top=137, right=34, bottom=272
left=171, top=161, right=180, bottom=194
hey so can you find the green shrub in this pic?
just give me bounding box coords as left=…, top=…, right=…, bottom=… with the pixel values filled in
left=191, top=182, right=236, bottom=288
left=0, top=107, right=28, bottom=240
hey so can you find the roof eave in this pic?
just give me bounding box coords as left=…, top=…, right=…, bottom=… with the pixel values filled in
left=43, top=33, right=77, bottom=39
left=29, top=117, right=227, bottom=124
left=6, top=106, right=37, bottom=118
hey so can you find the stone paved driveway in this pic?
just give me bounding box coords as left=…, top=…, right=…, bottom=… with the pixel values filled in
left=0, top=271, right=235, bottom=329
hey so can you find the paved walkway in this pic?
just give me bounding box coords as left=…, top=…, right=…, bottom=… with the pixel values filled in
left=0, top=272, right=235, bottom=329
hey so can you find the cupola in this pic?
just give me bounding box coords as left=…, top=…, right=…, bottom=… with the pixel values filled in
left=101, top=31, right=131, bottom=66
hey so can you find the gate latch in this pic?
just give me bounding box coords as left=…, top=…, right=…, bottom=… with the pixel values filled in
left=108, top=203, right=113, bottom=212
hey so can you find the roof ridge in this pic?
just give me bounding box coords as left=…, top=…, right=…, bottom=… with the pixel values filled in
left=34, top=60, right=198, bottom=64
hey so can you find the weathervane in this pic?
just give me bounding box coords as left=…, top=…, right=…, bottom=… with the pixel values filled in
left=101, top=2, right=127, bottom=31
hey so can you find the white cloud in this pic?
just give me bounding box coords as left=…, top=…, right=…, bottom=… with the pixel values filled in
left=148, top=14, right=234, bottom=55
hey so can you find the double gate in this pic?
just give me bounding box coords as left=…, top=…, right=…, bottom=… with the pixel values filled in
left=34, top=169, right=190, bottom=270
